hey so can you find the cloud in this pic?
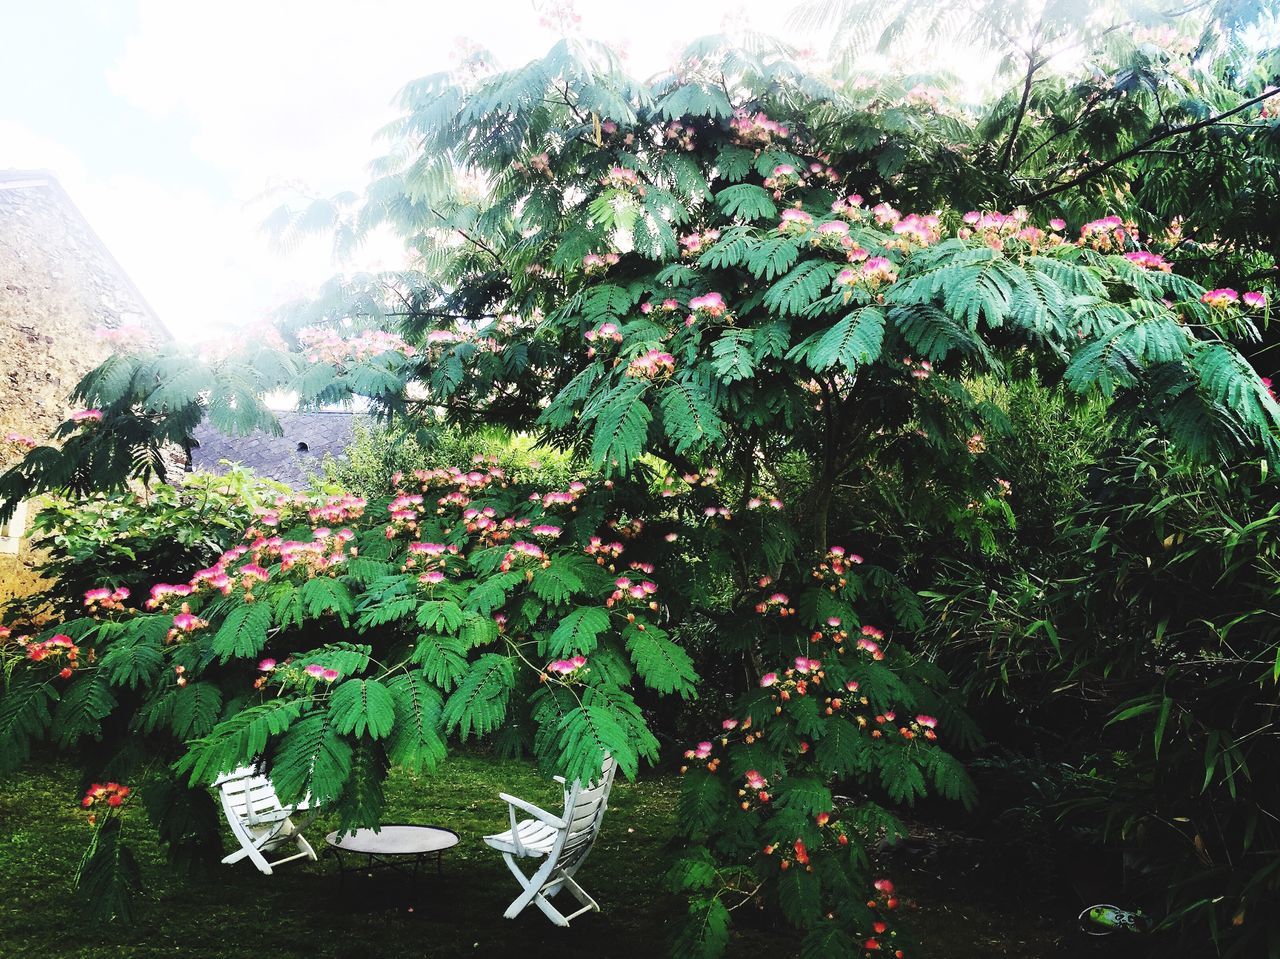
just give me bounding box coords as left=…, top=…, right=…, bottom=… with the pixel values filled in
left=27, top=1, right=816, bottom=341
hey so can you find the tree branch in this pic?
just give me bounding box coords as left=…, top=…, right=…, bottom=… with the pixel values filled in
left=998, top=51, right=1044, bottom=173
left=1025, top=86, right=1280, bottom=202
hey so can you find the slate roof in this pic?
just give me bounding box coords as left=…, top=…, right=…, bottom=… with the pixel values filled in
left=190, top=411, right=361, bottom=488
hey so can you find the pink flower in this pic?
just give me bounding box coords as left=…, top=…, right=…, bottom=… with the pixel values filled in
left=817, top=220, right=850, bottom=236
left=172, top=612, right=206, bottom=633
left=1123, top=250, right=1171, bottom=272
left=689, top=292, right=726, bottom=315
left=778, top=208, right=813, bottom=231
left=258, top=659, right=277, bottom=671
left=321, top=668, right=340, bottom=682
left=1201, top=288, right=1240, bottom=308
left=1048, top=218, right=1066, bottom=231
left=305, top=663, right=325, bottom=679
left=915, top=714, right=938, bottom=728
left=1243, top=291, right=1267, bottom=308
left=721, top=718, right=738, bottom=730
left=420, top=570, right=445, bottom=584
left=760, top=672, right=778, bottom=687
left=71, top=409, right=103, bottom=423
left=861, top=256, right=898, bottom=285
left=241, top=564, right=269, bottom=583
left=745, top=770, right=767, bottom=790
left=693, top=741, right=713, bottom=759
left=4, top=432, right=36, bottom=448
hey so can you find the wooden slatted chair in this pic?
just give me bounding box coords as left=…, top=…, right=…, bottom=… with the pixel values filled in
left=215, top=765, right=317, bottom=875
left=483, top=756, right=618, bottom=926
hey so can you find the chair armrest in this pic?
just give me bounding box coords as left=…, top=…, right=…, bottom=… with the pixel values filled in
left=499, top=793, right=566, bottom=828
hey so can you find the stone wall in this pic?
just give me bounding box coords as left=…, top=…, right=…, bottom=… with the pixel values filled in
left=0, top=171, right=173, bottom=603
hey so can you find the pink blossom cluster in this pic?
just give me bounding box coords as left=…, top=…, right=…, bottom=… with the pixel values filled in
left=830, top=193, right=865, bottom=219
left=499, top=541, right=546, bottom=572
left=1123, top=250, right=1172, bottom=272
left=585, top=536, right=624, bottom=563
left=836, top=256, right=898, bottom=290
left=679, top=228, right=721, bottom=256
left=1079, top=215, right=1135, bottom=253
left=25, top=634, right=79, bottom=675
left=607, top=575, right=658, bottom=608
left=584, top=322, right=622, bottom=345
left=662, top=121, right=696, bottom=151
left=626, top=349, right=676, bottom=380
left=729, top=110, right=789, bottom=146
left=600, top=166, right=640, bottom=189
left=1201, top=288, right=1239, bottom=308
left=903, top=357, right=933, bottom=380
left=582, top=252, right=620, bottom=275
left=71, top=409, right=103, bottom=424
left=777, top=207, right=814, bottom=232
left=547, top=655, right=587, bottom=676
left=754, top=592, right=794, bottom=616
left=83, top=586, right=130, bottom=612
left=639, top=297, right=680, bottom=317
left=145, top=583, right=194, bottom=610
left=764, top=164, right=805, bottom=195
left=513, top=152, right=552, bottom=178
left=4, top=432, right=37, bottom=449
left=299, top=327, right=415, bottom=365
left=309, top=494, right=367, bottom=524
left=531, top=481, right=587, bottom=510
left=745, top=496, right=784, bottom=510
left=304, top=662, right=341, bottom=683
left=857, top=625, right=886, bottom=660
left=890, top=213, right=941, bottom=248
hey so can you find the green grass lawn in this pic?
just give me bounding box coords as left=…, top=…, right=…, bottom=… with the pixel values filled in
left=0, top=756, right=1101, bottom=958
left=0, top=756, right=795, bottom=959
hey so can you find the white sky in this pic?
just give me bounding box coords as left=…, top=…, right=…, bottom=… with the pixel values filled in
left=5, top=0, right=843, bottom=342
left=5, top=1, right=1032, bottom=346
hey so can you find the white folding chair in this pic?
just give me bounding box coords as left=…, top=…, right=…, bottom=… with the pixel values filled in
left=483, top=756, right=618, bottom=926
left=214, top=765, right=317, bottom=875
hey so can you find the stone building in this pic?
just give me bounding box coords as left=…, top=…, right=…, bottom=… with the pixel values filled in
left=0, top=170, right=170, bottom=581
left=190, top=410, right=361, bottom=487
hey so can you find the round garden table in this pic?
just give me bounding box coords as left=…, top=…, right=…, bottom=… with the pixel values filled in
left=326, top=824, right=460, bottom=885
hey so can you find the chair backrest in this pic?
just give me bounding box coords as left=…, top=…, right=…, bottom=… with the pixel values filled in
left=214, top=765, right=286, bottom=827
left=555, top=755, right=617, bottom=869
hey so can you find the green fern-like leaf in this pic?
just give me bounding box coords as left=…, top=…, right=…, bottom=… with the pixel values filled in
left=0, top=681, right=58, bottom=773
left=272, top=713, right=353, bottom=806
left=715, top=183, right=778, bottom=222
left=659, top=374, right=725, bottom=454
left=764, top=260, right=841, bottom=317
left=53, top=674, right=116, bottom=748
left=328, top=679, right=396, bottom=739
left=589, top=379, right=652, bottom=474
left=211, top=603, right=273, bottom=663
left=792, top=306, right=885, bottom=372
left=441, top=653, right=513, bottom=739
left=385, top=673, right=445, bottom=774
left=711, top=330, right=755, bottom=382
left=299, top=577, right=354, bottom=623
left=625, top=623, right=698, bottom=698
left=546, top=607, right=612, bottom=657
left=530, top=558, right=587, bottom=604
left=176, top=700, right=303, bottom=785
left=170, top=682, right=223, bottom=740
left=411, top=633, right=470, bottom=689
